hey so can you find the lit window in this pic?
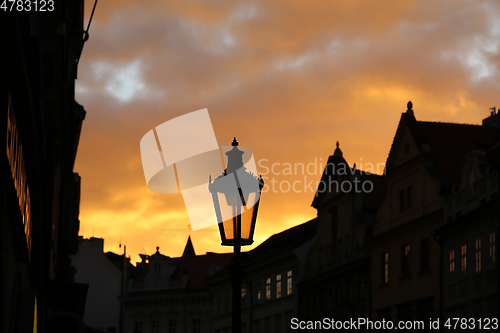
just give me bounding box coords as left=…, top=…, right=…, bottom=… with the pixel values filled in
left=286, top=270, right=293, bottom=295
left=242, top=285, right=247, bottom=307
left=401, top=244, right=410, bottom=277
left=449, top=250, right=455, bottom=273
left=382, top=252, right=389, bottom=283
left=461, top=244, right=467, bottom=273
left=276, top=274, right=282, bottom=298
left=475, top=238, right=481, bottom=272
left=266, top=278, right=271, bottom=300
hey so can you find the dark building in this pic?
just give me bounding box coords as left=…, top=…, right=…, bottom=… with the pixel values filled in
left=207, top=219, right=317, bottom=333
left=1, top=2, right=90, bottom=332
left=298, top=142, right=385, bottom=331
left=369, top=102, right=499, bottom=331
left=438, top=110, right=500, bottom=322
left=120, top=237, right=233, bottom=333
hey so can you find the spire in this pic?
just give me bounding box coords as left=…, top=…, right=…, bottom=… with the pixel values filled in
left=182, top=236, right=196, bottom=257
left=334, top=141, right=343, bottom=157
left=406, top=100, right=414, bottom=117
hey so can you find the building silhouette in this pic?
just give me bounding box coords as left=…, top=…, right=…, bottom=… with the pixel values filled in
left=298, top=142, right=385, bottom=331
left=207, top=219, right=317, bottom=333
left=120, top=238, right=233, bottom=333
left=438, top=111, right=500, bottom=321
left=72, top=237, right=132, bottom=332
left=369, top=102, right=499, bottom=331
left=0, top=2, right=91, bottom=332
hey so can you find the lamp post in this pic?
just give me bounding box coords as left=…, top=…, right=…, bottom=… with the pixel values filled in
left=209, top=138, right=264, bottom=333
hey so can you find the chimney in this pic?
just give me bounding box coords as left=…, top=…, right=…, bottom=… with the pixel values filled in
left=482, top=106, right=500, bottom=129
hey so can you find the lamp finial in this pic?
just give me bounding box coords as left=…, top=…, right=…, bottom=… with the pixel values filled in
left=232, top=137, right=239, bottom=146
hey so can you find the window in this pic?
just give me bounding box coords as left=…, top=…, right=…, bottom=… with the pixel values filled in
left=399, top=189, right=405, bottom=213
left=192, top=319, right=200, bottom=333
left=401, top=244, right=410, bottom=277
left=475, top=237, right=481, bottom=272
left=420, top=238, right=430, bottom=271
left=256, top=282, right=261, bottom=302
left=151, top=320, right=159, bottom=333
left=266, top=277, right=271, bottom=300
left=449, top=250, right=455, bottom=273
left=489, top=232, right=496, bottom=267
left=382, top=252, right=389, bottom=283
left=276, top=274, right=282, bottom=298
left=400, top=186, right=413, bottom=212
left=254, top=320, right=261, bottom=333
left=286, top=270, right=293, bottom=295
left=242, top=285, right=247, bottom=307
left=274, top=314, right=282, bottom=333
left=264, top=317, right=271, bottom=333
left=134, top=322, right=143, bottom=333
left=168, top=320, right=176, bottom=333
left=461, top=244, right=467, bottom=274
left=406, top=186, right=413, bottom=209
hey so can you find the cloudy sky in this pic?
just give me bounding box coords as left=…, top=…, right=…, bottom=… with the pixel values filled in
left=75, top=0, right=500, bottom=263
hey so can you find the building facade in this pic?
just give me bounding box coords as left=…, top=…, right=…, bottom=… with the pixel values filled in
left=369, top=102, right=499, bottom=331
left=1, top=2, right=90, bottom=332
left=439, top=110, right=500, bottom=322
left=207, top=219, right=317, bottom=333
left=72, top=237, right=128, bottom=332
left=298, top=142, right=385, bottom=331
left=120, top=238, right=233, bottom=333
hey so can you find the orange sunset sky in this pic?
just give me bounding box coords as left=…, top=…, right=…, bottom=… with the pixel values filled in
left=75, top=0, right=500, bottom=264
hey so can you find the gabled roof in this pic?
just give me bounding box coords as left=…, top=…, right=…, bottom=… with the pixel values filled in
left=243, top=218, right=317, bottom=262
left=386, top=108, right=499, bottom=189
left=417, top=121, right=498, bottom=185
left=311, top=142, right=386, bottom=210
left=169, top=252, right=232, bottom=289
left=131, top=239, right=232, bottom=290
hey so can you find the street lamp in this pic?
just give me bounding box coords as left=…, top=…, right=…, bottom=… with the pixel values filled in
left=209, top=138, right=264, bottom=333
